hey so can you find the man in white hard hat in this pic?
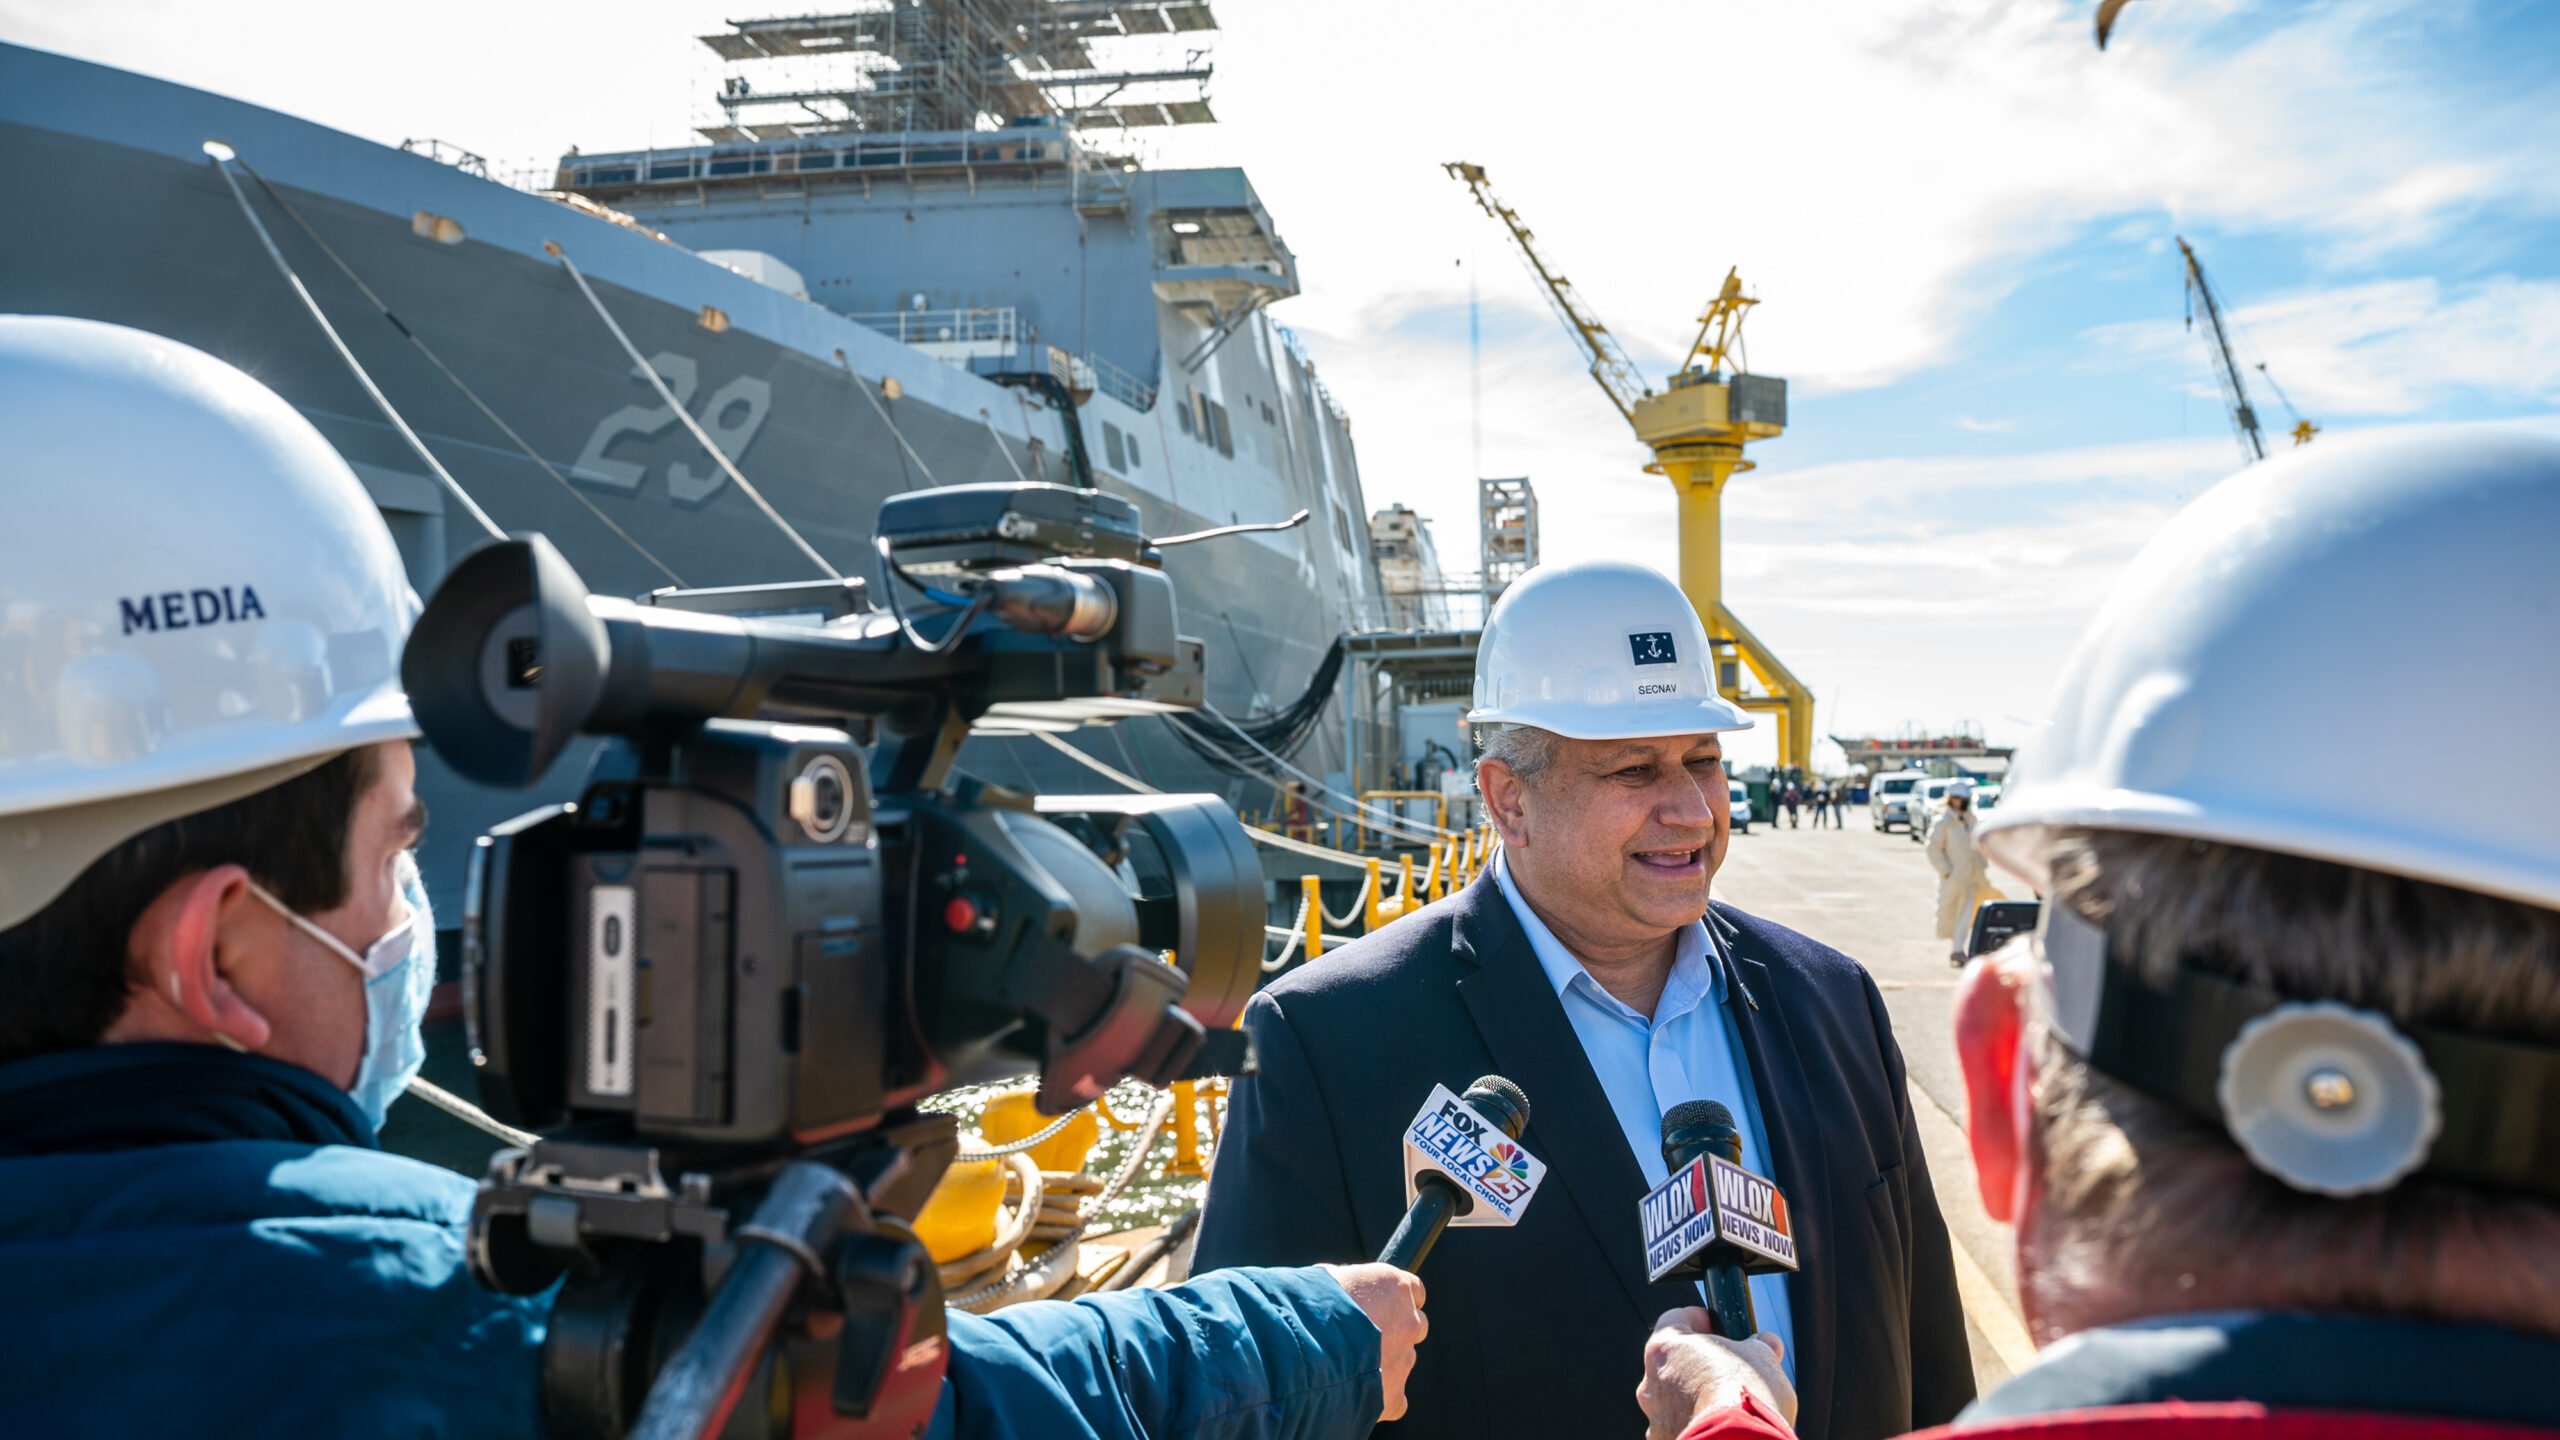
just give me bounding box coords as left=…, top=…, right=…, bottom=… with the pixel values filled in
left=0, top=315, right=546, bottom=1434
left=1924, top=780, right=2001, bottom=967
left=1197, top=560, right=1974, bottom=1440
left=0, top=318, right=1433, bottom=1438
left=1637, top=430, right=2560, bottom=1440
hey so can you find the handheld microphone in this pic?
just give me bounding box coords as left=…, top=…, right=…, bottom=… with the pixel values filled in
left=1644, top=1100, right=1799, bottom=1339
left=1377, top=1075, right=1539, bottom=1271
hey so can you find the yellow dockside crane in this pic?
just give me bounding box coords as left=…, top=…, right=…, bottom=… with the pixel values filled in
left=1446, top=162, right=1815, bottom=770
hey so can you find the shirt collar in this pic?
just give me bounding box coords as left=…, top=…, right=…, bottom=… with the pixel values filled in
left=1492, top=853, right=1726, bottom=1020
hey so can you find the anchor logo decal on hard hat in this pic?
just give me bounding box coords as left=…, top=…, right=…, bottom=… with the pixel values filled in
left=1629, top=632, right=1677, bottom=666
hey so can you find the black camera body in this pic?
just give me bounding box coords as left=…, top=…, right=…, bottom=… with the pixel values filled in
left=467, top=723, right=891, bottom=1149
left=467, top=727, right=1260, bottom=1150
left=401, top=483, right=1266, bottom=1437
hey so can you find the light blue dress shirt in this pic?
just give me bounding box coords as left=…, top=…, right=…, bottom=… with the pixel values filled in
left=1492, top=856, right=1797, bottom=1376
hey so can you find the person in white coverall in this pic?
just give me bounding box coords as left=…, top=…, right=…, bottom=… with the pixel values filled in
left=1924, top=780, right=2000, bottom=965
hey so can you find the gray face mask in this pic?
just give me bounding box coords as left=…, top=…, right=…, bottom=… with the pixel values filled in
left=249, top=851, right=436, bottom=1131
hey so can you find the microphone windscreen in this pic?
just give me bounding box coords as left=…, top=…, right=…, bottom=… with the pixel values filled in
left=1464, top=1074, right=1531, bottom=1134
left=1662, top=1099, right=1732, bottom=1135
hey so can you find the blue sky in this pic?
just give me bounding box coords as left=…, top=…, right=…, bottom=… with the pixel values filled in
left=8, top=0, right=2558, bottom=769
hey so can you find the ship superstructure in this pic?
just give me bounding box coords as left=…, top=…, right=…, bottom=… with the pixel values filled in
left=0, top=4, right=1385, bottom=921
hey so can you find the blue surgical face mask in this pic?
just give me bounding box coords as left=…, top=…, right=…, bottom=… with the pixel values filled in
left=250, top=851, right=437, bottom=1132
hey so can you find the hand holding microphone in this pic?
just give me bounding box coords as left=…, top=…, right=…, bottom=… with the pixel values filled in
left=1639, top=1308, right=1798, bottom=1440
left=1319, top=1263, right=1429, bottom=1421
left=1643, top=1100, right=1799, bottom=1341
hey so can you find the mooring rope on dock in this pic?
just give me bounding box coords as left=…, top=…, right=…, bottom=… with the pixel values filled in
left=946, top=1089, right=1177, bottom=1311
left=932, top=1099, right=1092, bottom=1163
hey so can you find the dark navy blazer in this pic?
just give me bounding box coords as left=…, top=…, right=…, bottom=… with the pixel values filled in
left=1194, top=876, right=1976, bottom=1440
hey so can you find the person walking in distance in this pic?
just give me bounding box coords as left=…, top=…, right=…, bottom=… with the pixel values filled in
left=1925, top=781, right=2000, bottom=965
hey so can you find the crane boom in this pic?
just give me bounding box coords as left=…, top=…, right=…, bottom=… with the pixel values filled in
left=2177, top=236, right=2266, bottom=465
left=1444, top=161, right=1651, bottom=425
left=1442, top=158, right=1815, bottom=773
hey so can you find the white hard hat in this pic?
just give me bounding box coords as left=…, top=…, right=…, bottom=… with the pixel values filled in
left=1980, top=428, right=2560, bottom=912
left=0, top=316, right=420, bottom=929
left=1946, top=779, right=1974, bottom=801
left=1467, top=561, right=1752, bottom=740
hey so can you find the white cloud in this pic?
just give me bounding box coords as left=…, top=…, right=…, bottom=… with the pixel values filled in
left=2083, top=274, right=2560, bottom=415
left=1953, top=415, right=2020, bottom=433
left=1160, top=0, right=2560, bottom=400
left=13, top=0, right=2558, bottom=771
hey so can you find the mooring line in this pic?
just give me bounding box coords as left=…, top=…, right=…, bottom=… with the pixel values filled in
left=209, top=146, right=504, bottom=542
left=549, top=240, right=841, bottom=580
left=229, top=157, right=685, bottom=585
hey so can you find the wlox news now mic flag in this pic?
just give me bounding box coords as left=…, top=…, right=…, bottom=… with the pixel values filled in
left=1642, top=1152, right=1800, bottom=1282
left=1402, top=1082, right=1547, bottom=1227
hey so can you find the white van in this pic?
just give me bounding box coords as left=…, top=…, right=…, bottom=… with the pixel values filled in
left=1870, top=771, right=1926, bottom=833
left=1907, top=777, right=1960, bottom=844
left=1729, top=780, right=1754, bottom=833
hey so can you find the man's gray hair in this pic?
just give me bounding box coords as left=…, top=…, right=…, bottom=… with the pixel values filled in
left=2023, top=828, right=2560, bottom=1340
left=1473, top=724, right=1560, bottom=789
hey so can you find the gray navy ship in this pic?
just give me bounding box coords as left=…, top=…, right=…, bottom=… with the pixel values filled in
left=0, top=4, right=1386, bottom=924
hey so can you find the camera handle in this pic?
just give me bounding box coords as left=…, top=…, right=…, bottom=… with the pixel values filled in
left=471, top=1125, right=956, bottom=1440
left=632, top=1163, right=948, bottom=1440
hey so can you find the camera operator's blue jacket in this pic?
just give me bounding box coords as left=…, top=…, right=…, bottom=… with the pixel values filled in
left=0, top=1043, right=1384, bottom=1440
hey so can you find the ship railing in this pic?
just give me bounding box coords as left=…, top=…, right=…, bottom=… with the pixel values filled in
left=1349, top=583, right=1492, bottom=636
left=846, top=307, right=1022, bottom=348
left=402, top=138, right=557, bottom=194
left=1274, top=323, right=1354, bottom=431
left=556, top=131, right=1078, bottom=197
left=1083, top=351, right=1159, bottom=412
left=401, top=138, right=489, bottom=177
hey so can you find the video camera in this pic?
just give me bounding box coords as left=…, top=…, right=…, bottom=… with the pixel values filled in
left=400, top=483, right=1266, bottom=1439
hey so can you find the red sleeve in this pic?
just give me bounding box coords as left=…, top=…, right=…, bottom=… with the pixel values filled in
left=1676, top=1391, right=1797, bottom=1440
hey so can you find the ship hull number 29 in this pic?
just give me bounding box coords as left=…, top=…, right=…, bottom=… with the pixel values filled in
left=572, top=351, right=772, bottom=506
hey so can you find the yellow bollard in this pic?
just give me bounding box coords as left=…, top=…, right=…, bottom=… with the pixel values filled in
left=1364, top=857, right=1385, bottom=932
left=1167, top=1078, right=1205, bottom=1177
left=913, top=1154, right=1007, bottom=1263
left=1302, top=874, right=1325, bottom=961
left=1431, top=841, right=1450, bottom=901
left=1371, top=854, right=1418, bottom=930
